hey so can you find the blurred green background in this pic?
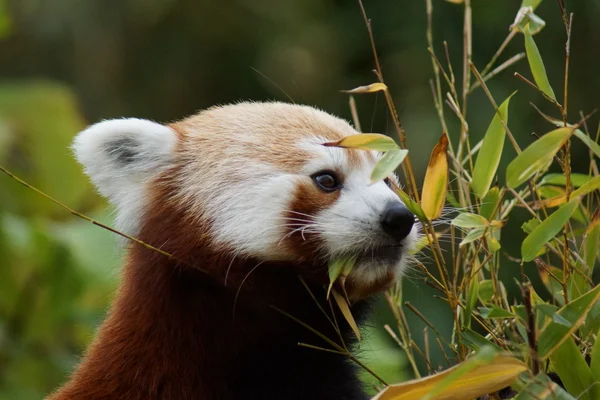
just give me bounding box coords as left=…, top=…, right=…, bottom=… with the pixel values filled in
left=0, top=0, right=598, bottom=398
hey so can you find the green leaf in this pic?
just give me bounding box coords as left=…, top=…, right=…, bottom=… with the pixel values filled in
left=585, top=211, right=600, bottom=274
left=322, top=133, right=398, bottom=151
left=521, top=198, right=580, bottom=262
left=524, top=24, right=556, bottom=100
left=465, top=269, right=479, bottom=328
left=514, top=374, right=576, bottom=400
left=370, top=149, right=408, bottom=183
left=327, top=255, right=355, bottom=299
left=478, top=280, right=495, bottom=303
left=571, top=175, right=600, bottom=199
left=472, top=93, right=516, bottom=199
left=480, top=186, right=501, bottom=221
left=521, top=217, right=539, bottom=234
left=591, top=329, right=600, bottom=382
left=521, top=0, right=543, bottom=10
left=574, top=129, right=600, bottom=159
left=506, top=127, right=573, bottom=189
left=460, top=328, right=501, bottom=352
left=538, top=285, right=600, bottom=359
left=535, top=303, right=571, bottom=327
left=459, top=227, right=486, bottom=247
left=395, top=187, right=427, bottom=222
left=549, top=337, right=599, bottom=400
left=451, top=212, right=489, bottom=229
left=479, top=306, right=521, bottom=320
left=539, top=173, right=592, bottom=188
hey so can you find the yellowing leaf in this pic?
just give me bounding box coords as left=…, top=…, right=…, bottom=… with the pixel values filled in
left=372, top=348, right=527, bottom=400
left=421, top=133, right=449, bottom=220
left=323, top=133, right=398, bottom=152
left=506, top=127, right=574, bottom=189
left=472, top=93, right=515, bottom=199
left=521, top=198, right=580, bottom=262
left=331, top=289, right=360, bottom=341
left=530, top=175, right=600, bottom=209
left=370, top=149, right=408, bottom=183
left=524, top=24, right=556, bottom=100
left=342, top=82, right=388, bottom=94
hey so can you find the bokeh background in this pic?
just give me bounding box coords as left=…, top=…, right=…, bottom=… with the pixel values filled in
left=0, top=0, right=598, bottom=398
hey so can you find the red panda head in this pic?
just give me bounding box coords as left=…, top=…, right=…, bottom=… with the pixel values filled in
left=73, top=102, right=417, bottom=299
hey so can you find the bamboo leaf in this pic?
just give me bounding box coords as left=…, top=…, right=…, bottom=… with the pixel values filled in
left=549, top=337, right=599, bottom=400
left=479, top=280, right=495, bottom=303
left=452, top=212, right=489, bottom=229
left=370, top=149, right=408, bottom=183
left=465, top=265, right=479, bottom=328
left=410, top=232, right=442, bottom=255
left=514, top=374, right=576, bottom=399
left=479, top=306, right=521, bottom=320
left=342, top=82, right=388, bottom=94
left=524, top=24, right=556, bottom=100
left=574, top=128, right=600, bottom=159
left=472, top=93, right=516, bottom=198
left=480, top=186, right=501, bottom=221
left=591, top=330, right=600, bottom=382
left=421, top=133, right=449, bottom=220
left=331, top=289, right=360, bottom=341
left=322, top=133, right=398, bottom=151
left=460, top=328, right=502, bottom=352
left=521, top=198, right=580, bottom=262
left=372, top=348, right=526, bottom=400
left=327, top=255, right=355, bottom=299
left=585, top=210, right=600, bottom=273
left=535, top=303, right=571, bottom=326
left=539, top=173, right=592, bottom=188
left=530, top=176, right=600, bottom=209
left=459, top=227, right=486, bottom=247
left=394, top=187, right=427, bottom=222
left=537, top=284, right=600, bottom=359
left=521, top=0, right=543, bottom=10
left=506, top=127, right=574, bottom=189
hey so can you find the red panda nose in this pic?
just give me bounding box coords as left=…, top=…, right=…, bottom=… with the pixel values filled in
left=381, top=203, right=415, bottom=241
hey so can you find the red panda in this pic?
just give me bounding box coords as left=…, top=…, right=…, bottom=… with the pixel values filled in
left=49, top=102, right=417, bottom=400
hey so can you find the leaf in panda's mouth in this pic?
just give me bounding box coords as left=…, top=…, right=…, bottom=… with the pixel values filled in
left=327, top=255, right=356, bottom=300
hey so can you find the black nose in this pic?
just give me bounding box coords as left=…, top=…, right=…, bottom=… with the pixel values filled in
left=381, top=203, right=415, bottom=241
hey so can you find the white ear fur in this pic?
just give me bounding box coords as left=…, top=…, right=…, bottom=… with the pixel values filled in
left=73, top=118, right=177, bottom=233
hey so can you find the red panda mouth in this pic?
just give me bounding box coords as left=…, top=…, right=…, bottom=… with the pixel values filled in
left=353, top=244, right=404, bottom=266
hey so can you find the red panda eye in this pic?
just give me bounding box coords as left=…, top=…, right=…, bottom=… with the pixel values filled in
left=312, top=171, right=340, bottom=192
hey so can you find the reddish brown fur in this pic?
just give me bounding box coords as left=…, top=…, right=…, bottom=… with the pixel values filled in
left=50, top=167, right=368, bottom=400
left=50, top=103, right=383, bottom=399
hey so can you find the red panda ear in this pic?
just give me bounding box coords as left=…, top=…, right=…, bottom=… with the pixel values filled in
left=72, top=118, right=177, bottom=233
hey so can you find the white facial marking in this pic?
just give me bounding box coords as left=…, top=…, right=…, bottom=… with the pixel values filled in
left=298, top=136, right=419, bottom=285
left=176, top=157, right=299, bottom=260
left=72, top=118, right=177, bottom=234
